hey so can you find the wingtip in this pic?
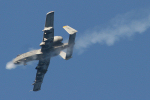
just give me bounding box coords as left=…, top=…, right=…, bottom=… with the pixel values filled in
left=63, top=26, right=67, bottom=28
left=47, top=11, right=54, bottom=15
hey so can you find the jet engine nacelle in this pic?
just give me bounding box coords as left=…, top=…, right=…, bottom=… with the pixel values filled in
left=53, top=36, right=63, bottom=43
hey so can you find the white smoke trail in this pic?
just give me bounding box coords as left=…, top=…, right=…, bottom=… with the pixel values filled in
left=6, top=60, right=17, bottom=70
left=6, top=48, right=38, bottom=70
left=75, top=9, right=150, bottom=53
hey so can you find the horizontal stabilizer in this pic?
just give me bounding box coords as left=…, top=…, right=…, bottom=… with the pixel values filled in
left=63, top=25, right=77, bottom=35
left=59, top=51, right=72, bottom=60
left=59, top=51, right=66, bottom=59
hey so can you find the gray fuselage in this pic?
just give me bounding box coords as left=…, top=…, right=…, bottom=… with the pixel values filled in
left=13, top=42, right=69, bottom=65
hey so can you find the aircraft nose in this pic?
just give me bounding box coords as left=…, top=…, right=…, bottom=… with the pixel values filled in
left=13, top=61, right=18, bottom=64
left=13, top=60, right=21, bottom=64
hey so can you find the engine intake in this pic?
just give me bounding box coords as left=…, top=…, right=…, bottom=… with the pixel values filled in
left=53, top=36, right=63, bottom=43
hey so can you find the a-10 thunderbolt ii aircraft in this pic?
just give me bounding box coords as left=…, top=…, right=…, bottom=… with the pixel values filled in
left=13, top=11, right=77, bottom=91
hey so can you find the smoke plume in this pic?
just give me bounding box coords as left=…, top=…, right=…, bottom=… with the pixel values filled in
left=75, top=9, right=150, bottom=53
left=6, top=48, right=38, bottom=70
left=6, top=60, right=17, bottom=70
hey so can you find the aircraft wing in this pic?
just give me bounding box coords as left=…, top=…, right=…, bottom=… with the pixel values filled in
left=40, top=11, right=54, bottom=51
left=32, top=57, right=50, bottom=91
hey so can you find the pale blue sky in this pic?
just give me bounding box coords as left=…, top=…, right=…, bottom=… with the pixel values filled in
left=1, top=0, right=150, bottom=100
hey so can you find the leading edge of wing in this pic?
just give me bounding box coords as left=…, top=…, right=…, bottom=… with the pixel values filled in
left=40, top=11, right=54, bottom=51
left=32, top=57, right=51, bottom=91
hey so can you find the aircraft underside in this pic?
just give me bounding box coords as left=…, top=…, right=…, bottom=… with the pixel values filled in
left=12, top=11, right=77, bottom=91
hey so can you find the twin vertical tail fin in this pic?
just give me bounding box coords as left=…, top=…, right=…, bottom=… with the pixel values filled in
left=60, top=26, right=77, bottom=60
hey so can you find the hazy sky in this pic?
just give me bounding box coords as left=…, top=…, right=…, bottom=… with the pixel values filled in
left=1, top=0, right=150, bottom=100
